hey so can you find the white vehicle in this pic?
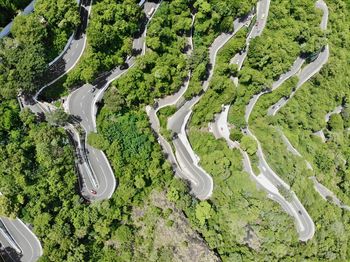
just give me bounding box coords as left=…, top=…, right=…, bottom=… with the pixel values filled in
left=262, top=13, right=265, bottom=19
left=147, top=7, right=155, bottom=17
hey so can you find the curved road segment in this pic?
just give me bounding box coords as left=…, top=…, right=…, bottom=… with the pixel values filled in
left=243, top=0, right=330, bottom=241
left=67, top=1, right=161, bottom=201
left=215, top=0, right=317, bottom=241
left=1, top=1, right=92, bottom=261
left=325, top=105, right=343, bottom=122
left=35, top=0, right=93, bottom=99
left=267, top=0, right=329, bottom=116
left=0, top=218, right=42, bottom=262
left=164, top=15, right=252, bottom=200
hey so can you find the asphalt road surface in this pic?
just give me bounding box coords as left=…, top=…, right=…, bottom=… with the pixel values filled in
left=164, top=14, right=253, bottom=200
left=271, top=57, right=305, bottom=91
left=0, top=218, right=42, bottom=262
left=35, top=0, right=93, bottom=99
left=267, top=0, right=329, bottom=116
left=67, top=1, right=160, bottom=200
left=225, top=0, right=315, bottom=241
left=167, top=97, right=214, bottom=199
left=310, top=177, right=350, bottom=211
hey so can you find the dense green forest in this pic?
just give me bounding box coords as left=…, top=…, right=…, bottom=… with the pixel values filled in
left=102, top=0, right=191, bottom=109
left=0, top=0, right=79, bottom=99
left=0, top=0, right=32, bottom=27
left=64, top=0, right=144, bottom=88
left=228, top=0, right=325, bottom=128
left=185, top=0, right=350, bottom=260
left=191, top=28, right=246, bottom=127
left=1, top=0, right=350, bottom=261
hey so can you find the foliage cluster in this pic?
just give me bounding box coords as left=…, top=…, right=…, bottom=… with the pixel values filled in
left=185, top=0, right=256, bottom=98
left=64, top=0, right=144, bottom=88
left=0, top=0, right=32, bottom=27
left=228, top=0, right=325, bottom=128
left=0, top=0, right=80, bottom=99
left=101, top=0, right=191, bottom=111
left=191, top=28, right=246, bottom=127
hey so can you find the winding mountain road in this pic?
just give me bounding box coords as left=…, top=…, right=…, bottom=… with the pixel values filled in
left=164, top=14, right=252, bottom=200
left=66, top=1, right=161, bottom=200
left=3, top=1, right=156, bottom=260
left=145, top=15, right=200, bottom=195
left=35, top=0, right=93, bottom=99
left=268, top=0, right=329, bottom=116
left=1, top=0, right=335, bottom=259
left=212, top=0, right=319, bottom=241
left=243, top=0, right=330, bottom=241
left=0, top=218, right=42, bottom=262
left=0, top=1, right=93, bottom=261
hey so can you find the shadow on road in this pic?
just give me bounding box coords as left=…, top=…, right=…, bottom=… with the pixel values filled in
left=0, top=245, right=23, bottom=262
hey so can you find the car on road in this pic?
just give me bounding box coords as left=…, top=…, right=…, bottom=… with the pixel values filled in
left=120, top=62, right=129, bottom=70
left=91, top=87, right=96, bottom=93
left=172, top=132, right=178, bottom=140
left=147, top=7, right=155, bottom=17
left=90, top=189, right=97, bottom=195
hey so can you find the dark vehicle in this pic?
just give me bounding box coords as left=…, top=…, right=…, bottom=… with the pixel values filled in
left=172, top=132, right=178, bottom=140
left=120, top=62, right=129, bottom=70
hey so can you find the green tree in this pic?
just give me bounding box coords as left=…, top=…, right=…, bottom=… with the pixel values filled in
left=0, top=39, right=46, bottom=97
left=277, top=185, right=293, bottom=202
left=45, top=108, right=70, bottom=126
left=195, top=201, right=212, bottom=226
left=35, top=0, right=80, bottom=32
left=87, top=132, right=108, bottom=150
left=11, top=14, right=47, bottom=44
left=328, top=114, right=344, bottom=132
left=240, top=135, right=257, bottom=156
